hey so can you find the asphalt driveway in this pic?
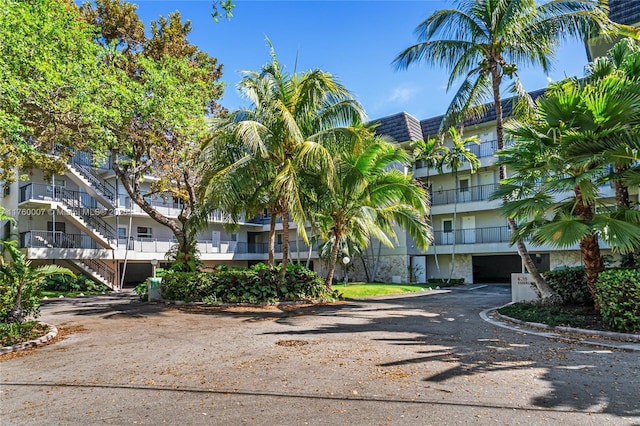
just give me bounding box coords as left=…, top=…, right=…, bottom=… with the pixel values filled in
left=1, top=285, right=638, bottom=425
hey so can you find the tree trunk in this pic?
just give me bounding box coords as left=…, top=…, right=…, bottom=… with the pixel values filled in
left=428, top=184, right=444, bottom=280
left=580, top=233, right=604, bottom=308
left=360, top=256, right=371, bottom=282
left=448, top=171, right=458, bottom=283
left=8, top=284, right=24, bottom=323
left=325, top=229, right=342, bottom=290
left=574, top=183, right=603, bottom=308
left=279, top=207, right=290, bottom=285
left=489, top=67, right=559, bottom=304
left=268, top=209, right=277, bottom=268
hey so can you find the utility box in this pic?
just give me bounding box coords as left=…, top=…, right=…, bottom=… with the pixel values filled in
left=511, top=273, right=539, bottom=303
left=148, top=277, right=162, bottom=301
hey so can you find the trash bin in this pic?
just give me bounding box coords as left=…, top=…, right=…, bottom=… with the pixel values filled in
left=147, top=277, right=162, bottom=301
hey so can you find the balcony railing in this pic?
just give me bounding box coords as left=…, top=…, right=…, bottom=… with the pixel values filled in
left=20, top=183, right=115, bottom=240
left=430, top=183, right=498, bottom=206
left=20, top=231, right=102, bottom=249
left=433, top=226, right=512, bottom=245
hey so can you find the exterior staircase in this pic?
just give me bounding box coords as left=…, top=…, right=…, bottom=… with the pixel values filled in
left=65, top=258, right=118, bottom=290
left=65, top=151, right=116, bottom=209
left=54, top=186, right=116, bottom=249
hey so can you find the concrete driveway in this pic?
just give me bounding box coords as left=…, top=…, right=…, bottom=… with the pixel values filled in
left=1, top=285, right=638, bottom=425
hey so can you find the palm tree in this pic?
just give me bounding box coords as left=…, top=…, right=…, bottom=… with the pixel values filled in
left=313, top=135, right=432, bottom=289
left=201, top=40, right=365, bottom=284
left=412, top=137, right=446, bottom=280
left=496, top=77, right=640, bottom=305
left=439, top=127, right=480, bottom=282
left=585, top=38, right=640, bottom=204
left=394, top=0, right=616, bottom=304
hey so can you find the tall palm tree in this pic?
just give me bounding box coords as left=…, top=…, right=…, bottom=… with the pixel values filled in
left=202, top=40, right=365, bottom=284
left=439, top=127, right=480, bottom=282
left=394, top=0, right=616, bottom=304
left=496, top=77, right=640, bottom=305
left=412, top=137, right=447, bottom=280
left=313, top=135, right=432, bottom=289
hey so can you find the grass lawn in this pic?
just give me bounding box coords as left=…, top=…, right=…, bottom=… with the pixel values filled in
left=334, top=282, right=434, bottom=298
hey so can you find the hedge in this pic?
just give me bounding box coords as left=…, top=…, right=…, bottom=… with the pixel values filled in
left=542, top=267, right=591, bottom=306
left=594, top=268, right=640, bottom=333
left=160, top=263, right=338, bottom=304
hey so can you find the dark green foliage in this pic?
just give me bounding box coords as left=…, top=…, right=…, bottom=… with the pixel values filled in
left=542, top=267, right=592, bottom=306
left=427, top=278, right=464, bottom=286
left=133, top=282, right=148, bottom=301
left=43, top=274, right=108, bottom=293
left=594, top=268, right=640, bottom=332
left=498, top=303, right=589, bottom=328
left=160, top=263, right=338, bottom=304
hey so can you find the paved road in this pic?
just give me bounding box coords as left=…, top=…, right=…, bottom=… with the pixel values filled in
left=1, top=285, right=638, bottom=425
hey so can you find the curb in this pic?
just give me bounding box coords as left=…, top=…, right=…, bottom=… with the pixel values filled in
left=0, top=323, right=58, bottom=355
left=481, top=306, right=640, bottom=352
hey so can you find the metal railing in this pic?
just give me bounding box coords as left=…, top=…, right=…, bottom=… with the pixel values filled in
left=433, top=225, right=513, bottom=245
left=69, top=152, right=116, bottom=203
left=20, top=231, right=102, bottom=249
left=20, top=183, right=116, bottom=240
left=80, top=258, right=116, bottom=287
left=430, top=183, right=499, bottom=206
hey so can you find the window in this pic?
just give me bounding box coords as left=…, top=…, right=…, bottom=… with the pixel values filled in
left=443, top=220, right=453, bottom=233
left=459, top=178, right=469, bottom=192
left=229, top=233, right=237, bottom=242
left=137, top=226, right=153, bottom=239
left=276, top=233, right=283, bottom=245
left=47, top=222, right=66, bottom=233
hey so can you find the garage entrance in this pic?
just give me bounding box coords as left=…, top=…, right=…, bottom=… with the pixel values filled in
left=472, top=255, right=521, bottom=283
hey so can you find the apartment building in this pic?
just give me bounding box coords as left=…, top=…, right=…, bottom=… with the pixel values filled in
left=2, top=151, right=319, bottom=289
left=361, top=100, right=638, bottom=285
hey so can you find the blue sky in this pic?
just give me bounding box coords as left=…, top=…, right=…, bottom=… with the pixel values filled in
left=130, top=0, right=591, bottom=121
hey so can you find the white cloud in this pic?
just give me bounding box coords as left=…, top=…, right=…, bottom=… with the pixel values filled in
left=388, top=86, right=419, bottom=104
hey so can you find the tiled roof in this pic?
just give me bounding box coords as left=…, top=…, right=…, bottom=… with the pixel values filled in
left=372, top=112, right=423, bottom=143
left=414, top=88, right=547, bottom=139
left=610, top=0, right=640, bottom=25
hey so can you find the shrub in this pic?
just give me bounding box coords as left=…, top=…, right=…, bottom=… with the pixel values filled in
left=542, top=266, right=591, bottom=306
left=594, top=268, right=640, bottom=333
left=159, top=264, right=336, bottom=304
left=43, top=274, right=108, bottom=293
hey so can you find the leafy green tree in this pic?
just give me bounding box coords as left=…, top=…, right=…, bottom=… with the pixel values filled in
left=313, top=135, right=431, bottom=289
left=202, top=41, right=365, bottom=284
left=438, top=127, right=480, bottom=282
left=496, top=77, right=640, bottom=305
left=80, top=0, right=226, bottom=270
left=0, top=0, right=103, bottom=186
left=394, top=0, right=618, bottom=304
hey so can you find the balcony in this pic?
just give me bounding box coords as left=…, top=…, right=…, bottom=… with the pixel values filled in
left=430, top=183, right=498, bottom=206
left=20, top=231, right=102, bottom=249
left=433, top=226, right=512, bottom=245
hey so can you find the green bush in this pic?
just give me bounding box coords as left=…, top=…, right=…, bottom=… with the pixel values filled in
left=594, top=268, right=640, bottom=333
left=43, top=274, right=108, bottom=293
left=542, top=266, right=591, bottom=306
left=160, top=263, right=336, bottom=304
